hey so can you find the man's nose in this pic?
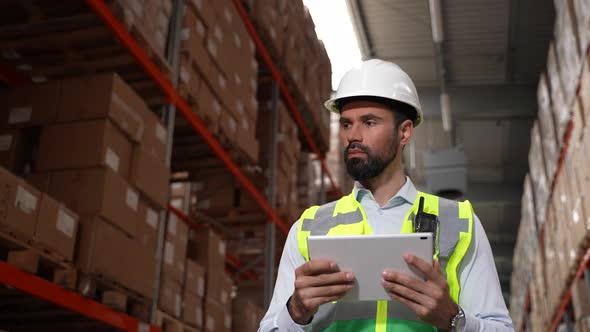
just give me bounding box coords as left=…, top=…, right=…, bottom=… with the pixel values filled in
left=346, top=123, right=362, bottom=143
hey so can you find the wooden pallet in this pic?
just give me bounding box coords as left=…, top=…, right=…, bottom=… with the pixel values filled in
left=156, top=310, right=201, bottom=332
left=0, top=0, right=171, bottom=109
left=77, top=273, right=152, bottom=323
left=0, top=227, right=76, bottom=290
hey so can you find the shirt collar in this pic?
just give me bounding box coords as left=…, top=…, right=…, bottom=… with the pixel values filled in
left=352, top=176, right=418, bottom=206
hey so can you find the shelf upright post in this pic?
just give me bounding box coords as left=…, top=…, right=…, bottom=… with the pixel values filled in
left=264, top=82, right=280, bottom=309
left=150, top=0, right=185, bottom=322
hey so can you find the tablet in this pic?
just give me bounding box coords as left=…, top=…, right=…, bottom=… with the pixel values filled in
left=307, top=233, right=433, bottom=301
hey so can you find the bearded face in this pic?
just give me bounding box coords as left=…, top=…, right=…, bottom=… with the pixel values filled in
left=344, top=132, right=398, bottom=181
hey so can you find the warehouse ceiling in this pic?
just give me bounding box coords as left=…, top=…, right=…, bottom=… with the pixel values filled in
left=345, top=0, right=555, bottom=300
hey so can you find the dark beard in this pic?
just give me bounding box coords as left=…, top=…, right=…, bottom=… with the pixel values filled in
left=344, top=140, right=398, bottom=181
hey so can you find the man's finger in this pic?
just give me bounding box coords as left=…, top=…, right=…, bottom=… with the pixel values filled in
left=382, top=270, right=425, bottom=292
left=297, top=272, right=354, bottom=288
left=381, top=278, right=430, bottom=306
left=385, top=288, right=425, bottom=317
left=296, top=259, right=339, bottom=277
left=403, top=254, right=435, bottom=277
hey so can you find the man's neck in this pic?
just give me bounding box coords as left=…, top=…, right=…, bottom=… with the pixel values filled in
left=359, top=163, right=406, bottom=207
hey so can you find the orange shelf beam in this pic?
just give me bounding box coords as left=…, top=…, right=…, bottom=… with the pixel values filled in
left=0, top=261, right=162, bottom=332
left=86, top=0, right=290, bottom=235
left=231, top=0, right=342, bottom=197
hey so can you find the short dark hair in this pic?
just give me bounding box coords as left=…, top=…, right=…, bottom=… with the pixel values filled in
left=336, top=95, right=417, bottom=128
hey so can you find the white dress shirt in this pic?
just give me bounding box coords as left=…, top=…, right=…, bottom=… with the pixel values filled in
left=258, top=177, right=514, bottom=331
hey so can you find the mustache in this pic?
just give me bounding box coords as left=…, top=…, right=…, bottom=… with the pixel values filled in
left=345, top=142, right=370, bottom=155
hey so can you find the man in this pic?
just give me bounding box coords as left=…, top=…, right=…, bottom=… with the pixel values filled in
left=259, top=59, right=513, bottom=331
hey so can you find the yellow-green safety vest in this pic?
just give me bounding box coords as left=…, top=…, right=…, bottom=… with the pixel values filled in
left=296, top=191, right=474, bottom=332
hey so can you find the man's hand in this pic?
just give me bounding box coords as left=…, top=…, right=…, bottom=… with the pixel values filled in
left=381, top=254, right=459, bottom=330
left=288, top=259, right=355, bottom=325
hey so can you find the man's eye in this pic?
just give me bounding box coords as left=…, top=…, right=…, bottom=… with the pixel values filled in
left=366, top=121, right=376, bottom=126
left=341, top=122, right=351, bottom=129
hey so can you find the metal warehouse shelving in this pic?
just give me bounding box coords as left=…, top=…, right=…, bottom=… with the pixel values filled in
left=0, top=0, right=340, bottom=329
left=518, top=49, right=589, bottom=332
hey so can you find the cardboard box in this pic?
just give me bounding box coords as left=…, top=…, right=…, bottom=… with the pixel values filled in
left=58, top=73, right=150, bottom=143
left=233, top=298, right=263, bottom=332
left=235, top=123, right=259, bottom=162
left=0, top=167, right=41, bottom=239
left=23, top=172, right=51, bottom=193
left=187, top=230, right=227, bottom=303
left=204, top=298, right=231, bottom=332
left=179, top=55, right=202, bottom=102
left=130, top=146, right=169, bottom=208
left=186, top=0, right=218, bottom=29
left=183, top=292, right=204, bottom=328
left=140, top=108, right=168, bottom=164
left=195, top=81, right=222, bottom=134
left=181, top=4, right=207, bottom=57
left=536, top=74, right=559, bottom=179
left=130, top=201, right=158, bottom=298
left=77, top=217, right=152, bottom=298
left=185, top=259, right=206, bottom=298
left=188, top=229, right=226, bottom=274
left=0, top=128, right=38, bottom=174
left=193, top=174, right=234, bottom=215
left=163, top=213, right=189, bottom=284
left=159, top=274, right=183, bottom=318
left=137, top=200, right=160, bottom=251
left=218, top=274, right=233, bottom=307
left=49, top=167, right=139, bottom=237
left=38, top=120, right=133, bottom=179
left=547, top=43, right=570, bottom=145
left=554, top=0, right=582, bottom=106
left=35, top=194, right=79, bottom=261
left=0, top=81, right=60, bottom=128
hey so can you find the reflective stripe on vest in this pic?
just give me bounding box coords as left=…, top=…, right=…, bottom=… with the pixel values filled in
left=297, top=191, right=473, bottom=332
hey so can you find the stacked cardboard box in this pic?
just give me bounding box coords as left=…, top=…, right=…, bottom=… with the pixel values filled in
left=183, top=259, right=206, bottom=328
left=514, top=3, right=590, bottom=327
left=248, top=0, right=332, bottom=151
left=0, top=72, right=170, bottom=299
left=159, top=212, right=189, bottom=318
left=509, top=175, right=538, bottom=330
left=536, top=74, right=560, bottom=181
left=232, top=297, right=264, bottom=332
left=111, top=0, right=174, bottom=62
left=528, top=122, right=550, bottom=228
left=178, top=0, right=259, bottom=162
left=188, top=229, right=232, bottom=332
left=0, top=167, right=79, bottom=262
left=0, top=81, right=83, bottom=264
left=256, top=97, right=302, bottom=221
left=296, top=153, right=320, bottom=218
left=554, top=0, right=583, bottom=109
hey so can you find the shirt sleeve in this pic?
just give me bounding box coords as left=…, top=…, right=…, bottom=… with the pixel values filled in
left=258, top=220, right=309, bottom=332
left=458, top=213, right=515, bottom=331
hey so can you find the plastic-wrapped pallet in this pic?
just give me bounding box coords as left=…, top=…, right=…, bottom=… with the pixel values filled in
left=546, top=43, right=571, bottom=145
left=536, top=74, right=560, bottom=179
left=528, top=121, right=550, bottom=228
left=553, top=0, right=583, bottom=108
left=573, top=0, right=590, bottom=56
left=510, top=175, right=539, bottom=330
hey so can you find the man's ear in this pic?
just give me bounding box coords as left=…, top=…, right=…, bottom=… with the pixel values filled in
left=399, top=120, right=413, bottom=146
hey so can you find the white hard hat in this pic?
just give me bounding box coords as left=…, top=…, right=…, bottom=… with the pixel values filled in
left=325, top=59, right=423, bottom=127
